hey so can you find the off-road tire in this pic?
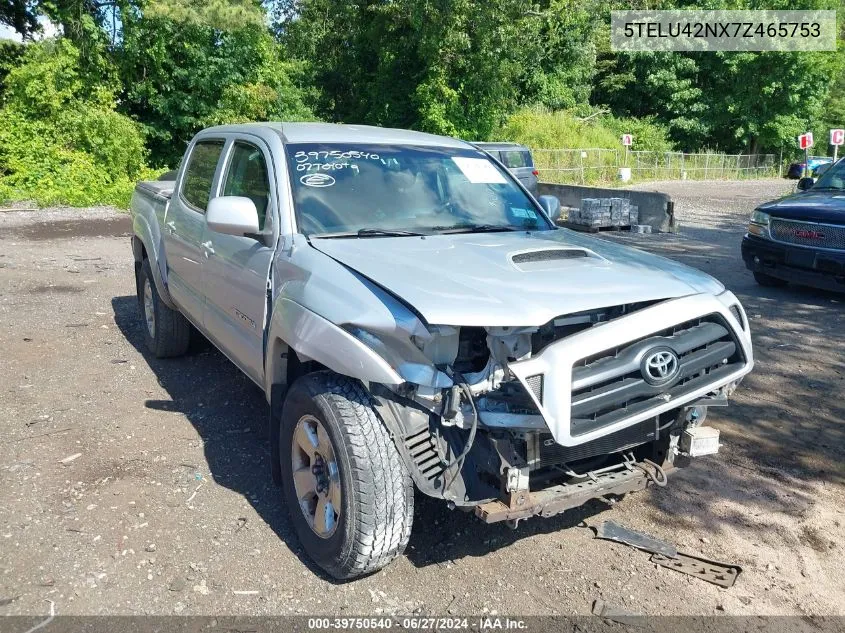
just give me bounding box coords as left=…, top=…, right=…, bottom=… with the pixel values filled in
left=280, top=371, right=414, bottom=579
left=753, top=271, right=788, bottom=288
left=137, top=258, right=191, bottom=358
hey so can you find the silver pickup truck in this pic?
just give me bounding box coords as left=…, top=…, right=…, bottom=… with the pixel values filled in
left=130, top=122, right=754, bottom=579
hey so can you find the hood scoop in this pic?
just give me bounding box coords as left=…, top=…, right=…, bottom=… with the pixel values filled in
left=511, top=248, right=590, bottom=266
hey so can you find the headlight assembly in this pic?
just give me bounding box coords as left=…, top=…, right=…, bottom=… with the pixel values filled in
left=748, top=210, right=770, bottom=237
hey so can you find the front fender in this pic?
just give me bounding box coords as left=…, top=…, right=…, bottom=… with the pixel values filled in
left=265, top=297, right=404, bottom=393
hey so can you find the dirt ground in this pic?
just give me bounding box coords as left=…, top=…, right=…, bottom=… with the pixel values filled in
left=1, top=178, right=843, bottom=618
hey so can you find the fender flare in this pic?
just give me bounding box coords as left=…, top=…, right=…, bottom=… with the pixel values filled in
left=265, top=299, right=404, bottom=487
left=132, top=217, right=176, bottom=310
left=264, top=298, right=403, bottom=398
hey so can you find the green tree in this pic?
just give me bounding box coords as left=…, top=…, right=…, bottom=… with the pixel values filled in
left=0, top=0, right=40, bottom=38
left=517, top=1, right=600, bottom=112
left=0, top=40, right=25, bottom=103
left=592, top=0, right=844, bottom=153
left=0, top=39, right=151, bottom=206
left=280, top=0, right=537, bottom=139
left=117, top=16, right=314, bottom=166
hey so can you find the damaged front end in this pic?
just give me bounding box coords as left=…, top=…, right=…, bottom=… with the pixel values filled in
left=351, top=291, right=754, bottom=526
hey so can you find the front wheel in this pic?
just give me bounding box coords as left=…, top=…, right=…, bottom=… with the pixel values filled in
left=280, top=372, right=413, bottom=579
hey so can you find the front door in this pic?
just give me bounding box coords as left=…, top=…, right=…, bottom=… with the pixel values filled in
left=201, top=139, right=276, bottom=384
left=163, top=139, right=225, bottom=322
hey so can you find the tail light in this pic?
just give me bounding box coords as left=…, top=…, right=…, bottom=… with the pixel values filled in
left=532, top=169, right=539, bottom=176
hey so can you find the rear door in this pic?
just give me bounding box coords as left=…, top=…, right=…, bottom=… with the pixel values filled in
left=163, top=139, right=226, bottom=323
left=201, top=137, right=277, bottom=384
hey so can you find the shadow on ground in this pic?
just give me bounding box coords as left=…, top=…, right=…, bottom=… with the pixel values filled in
left=113, top=219, right=845, bottom=574
left=111, top=294, right=613, bottom=576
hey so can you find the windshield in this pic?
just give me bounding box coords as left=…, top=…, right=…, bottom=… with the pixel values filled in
left=811, top=159, right=845, bottom=190
left=285, top=143, right=552, bottom=236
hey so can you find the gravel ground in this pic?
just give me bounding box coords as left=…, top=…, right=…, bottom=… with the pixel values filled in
left=0, top=179, right=843, bottom=618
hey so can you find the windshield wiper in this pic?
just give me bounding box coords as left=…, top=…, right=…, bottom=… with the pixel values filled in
left=314, top=228, right=426, bottom=239
left=357, top=228, right=426, bottom=237
left=431, top=223, right=521, bottom=234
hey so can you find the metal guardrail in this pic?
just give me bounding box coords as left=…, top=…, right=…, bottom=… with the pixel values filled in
left=533, top=149, right=778, bottom=184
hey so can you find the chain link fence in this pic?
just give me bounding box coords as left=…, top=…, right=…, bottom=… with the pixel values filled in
left=533, top=149, right=779, bottom=185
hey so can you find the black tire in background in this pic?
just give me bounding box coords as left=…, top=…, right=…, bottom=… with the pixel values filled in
left=753, top=271, right=788, bottom=288
left=280, top=371, right=414, bottom=579
left=137, top=258, right=191, bottom=358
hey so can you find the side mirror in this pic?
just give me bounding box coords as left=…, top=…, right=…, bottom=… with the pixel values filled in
left=207, top=196, right=260, bottom=236
left=537, top=195, right=561, bottom=220
left=797, top=177, right=815, bottom=191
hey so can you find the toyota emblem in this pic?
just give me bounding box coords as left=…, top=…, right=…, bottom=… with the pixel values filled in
left=641, top=347, right=680, bottom=386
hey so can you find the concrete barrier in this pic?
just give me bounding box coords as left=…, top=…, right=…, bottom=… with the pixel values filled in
left=537, top=183, right=676, bottom=233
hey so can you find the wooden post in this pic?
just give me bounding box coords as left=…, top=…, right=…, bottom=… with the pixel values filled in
left=579, top=150, right=584, bottom=184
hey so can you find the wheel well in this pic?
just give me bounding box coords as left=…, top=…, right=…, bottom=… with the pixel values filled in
left=132, top=235, right=148, bottom=263
left=286, top=348, right=328, bottom=386
left=268, top=343, right=330, bottom=487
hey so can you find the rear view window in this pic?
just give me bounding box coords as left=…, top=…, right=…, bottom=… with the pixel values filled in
left=501, top=150, right=533, bottom=169
left=181, top=140, right=224, bottom=211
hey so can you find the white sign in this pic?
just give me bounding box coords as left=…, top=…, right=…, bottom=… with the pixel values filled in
left=452, top=157, right=507, bottom=184
left=830, top=129, right=844, bottom=146
left=621, top=134, right=633, bottom=147
left=798, top=132, right=814, bottom=150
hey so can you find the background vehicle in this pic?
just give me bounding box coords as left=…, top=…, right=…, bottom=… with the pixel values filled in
left=130, top=122, right=753, bottom=580
left=473, top=141, right=539, bottom=195
left=786, top=156, right=832, bottom=179
left=744, top=158, right=845, bottom=292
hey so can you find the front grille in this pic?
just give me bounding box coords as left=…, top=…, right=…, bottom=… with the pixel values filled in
left=770, top=218, right=845, bottom=250
left=524, top=374, right=544, bottom=403
left=531, top=300, right=664, bottom=355
left=538, top=418, right=668, bottom=468
left=570, top=314, right=744, bottom=436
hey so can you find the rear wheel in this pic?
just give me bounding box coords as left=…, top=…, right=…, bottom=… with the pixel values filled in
left=137, top=258, right=191, bottom=357
left=753, top=271, right=788, bottom=288
left=280, top=372, right=413, bottom=579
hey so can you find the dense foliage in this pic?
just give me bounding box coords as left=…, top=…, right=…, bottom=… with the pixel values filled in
left=0, top=0, right=843, bottom=206
left=117, top=17, right=313, bottom=166
left=0, top=39, right=153, bottom=206
left=498, top=107, right=674, bottom=152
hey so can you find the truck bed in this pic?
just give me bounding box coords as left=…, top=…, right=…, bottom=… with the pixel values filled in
left=136, top=180, right=175, bottom=201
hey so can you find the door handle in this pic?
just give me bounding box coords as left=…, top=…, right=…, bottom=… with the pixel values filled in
left=201, top=240, right=215, bottom=256
left=165, top=221, right=177, bottom=235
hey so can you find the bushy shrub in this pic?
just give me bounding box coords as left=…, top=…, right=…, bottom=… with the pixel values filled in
left=495, top=106, right=674, bottom=152
left=0, top=39, right=150, bottom=208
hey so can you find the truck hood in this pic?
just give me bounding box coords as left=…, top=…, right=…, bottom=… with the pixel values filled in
left=759, top=191, right=845, bottom=224
left=309, top=229, right=724, bottom=327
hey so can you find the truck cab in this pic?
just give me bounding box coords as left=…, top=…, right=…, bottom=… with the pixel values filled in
left=130, top=123, right=753, bottom=580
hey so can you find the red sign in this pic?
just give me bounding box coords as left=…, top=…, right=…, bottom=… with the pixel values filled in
left=798, top=132, right=814, bottom=150
left=831, top=129, right=844, bottom=146
left=621, top=134, right=633, bottom=147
